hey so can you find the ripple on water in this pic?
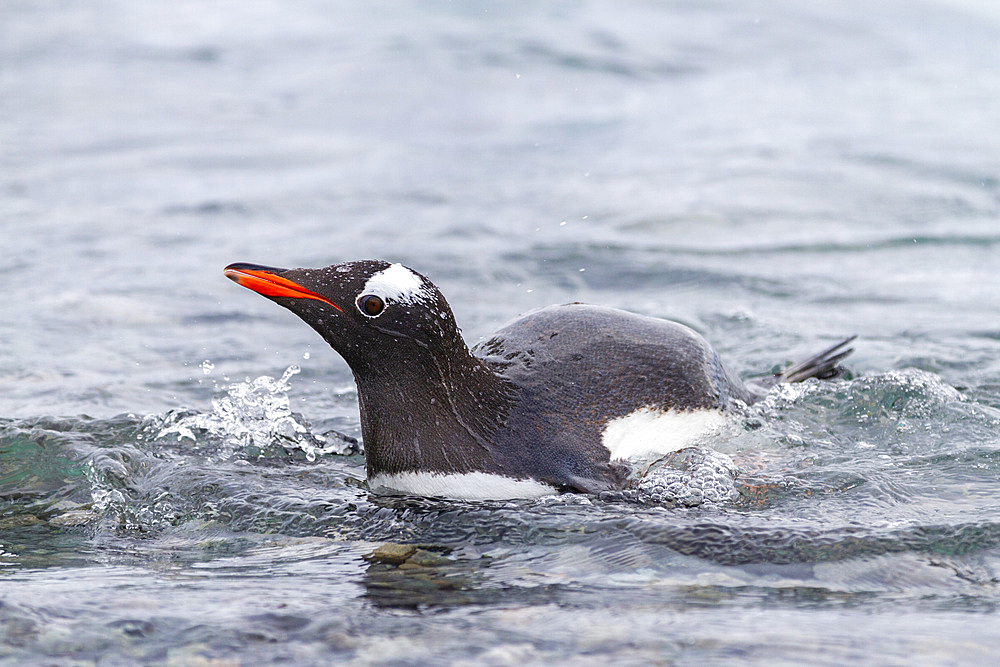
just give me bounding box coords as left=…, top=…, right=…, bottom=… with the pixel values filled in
left=1, top=361, right=1000, bottom=665
left=1, top=363, right=998, bottom=621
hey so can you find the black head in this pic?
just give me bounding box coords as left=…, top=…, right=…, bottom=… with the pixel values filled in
left=224, top=260, right=462, bottom=373
left=225, top=259, right=621, bottom=492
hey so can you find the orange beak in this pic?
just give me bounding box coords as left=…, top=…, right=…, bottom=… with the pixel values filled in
left=224, top=263, right=343, bottom=312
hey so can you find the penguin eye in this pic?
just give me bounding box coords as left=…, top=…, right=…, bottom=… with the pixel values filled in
left=357, top=294, right=385, bottom=317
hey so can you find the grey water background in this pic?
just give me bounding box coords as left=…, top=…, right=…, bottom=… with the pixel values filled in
left=3, top=0, right=1000, bottom=663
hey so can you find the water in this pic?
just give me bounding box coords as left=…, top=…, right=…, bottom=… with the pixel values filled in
left=3, top=0, right=1000, bottom=663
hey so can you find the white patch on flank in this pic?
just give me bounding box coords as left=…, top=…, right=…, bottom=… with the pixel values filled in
left=369, top=471, right=557, bottom=500
left=362, top=263, right=427, bottom=304
left=601, top=407, right=730, bottom=461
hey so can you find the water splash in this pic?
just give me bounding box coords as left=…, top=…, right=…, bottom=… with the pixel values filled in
left=154, top=365, right=358, bottom=461
left=752, top=368, right=965, bottom=420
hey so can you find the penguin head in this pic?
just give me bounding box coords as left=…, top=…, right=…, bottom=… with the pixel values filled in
left=225, top=260, right=462, bottom=371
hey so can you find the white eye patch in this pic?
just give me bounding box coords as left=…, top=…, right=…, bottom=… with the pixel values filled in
left=361, top=263, right=429, bottom=304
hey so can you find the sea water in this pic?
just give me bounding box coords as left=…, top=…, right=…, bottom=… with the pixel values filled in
left=3, top=1, right=1000, bottom=663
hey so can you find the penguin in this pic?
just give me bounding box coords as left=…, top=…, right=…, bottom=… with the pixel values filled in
left=225, top=260, right=853, bottom=500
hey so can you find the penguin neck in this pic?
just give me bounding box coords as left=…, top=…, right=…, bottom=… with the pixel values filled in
left=351, top=338, right=514, bottom=478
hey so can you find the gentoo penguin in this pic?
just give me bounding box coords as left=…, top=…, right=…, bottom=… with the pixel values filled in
left=225, top=260, right=853, bottom=500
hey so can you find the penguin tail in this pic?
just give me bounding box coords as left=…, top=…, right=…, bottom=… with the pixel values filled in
left=777, top=335, right=857, bottom=383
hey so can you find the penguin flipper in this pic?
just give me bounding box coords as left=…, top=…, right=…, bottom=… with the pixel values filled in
left=777, top=335, right=857, bottom=383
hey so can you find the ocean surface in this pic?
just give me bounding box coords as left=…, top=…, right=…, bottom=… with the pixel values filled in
left=3, top=0, right=1000, bottom=664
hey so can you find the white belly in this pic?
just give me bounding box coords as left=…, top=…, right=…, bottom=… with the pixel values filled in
left=368, top=471, right=558, bottom=500
left=601, top=407, right=730, bottom=461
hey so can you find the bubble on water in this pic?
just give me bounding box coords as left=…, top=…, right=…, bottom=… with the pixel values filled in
left=622, top=447, right=739, bottom=507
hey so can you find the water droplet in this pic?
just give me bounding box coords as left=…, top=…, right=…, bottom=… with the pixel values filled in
left=303, top=352, right=310, bottom=360
left=201, top=360, right=215, bottom=375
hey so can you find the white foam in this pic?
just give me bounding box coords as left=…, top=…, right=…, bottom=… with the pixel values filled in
left=601, top=407, right=730, bottom=461
left=369, top=471, right=557, bottom=500
left=362, top=263, right=427, bottom=304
